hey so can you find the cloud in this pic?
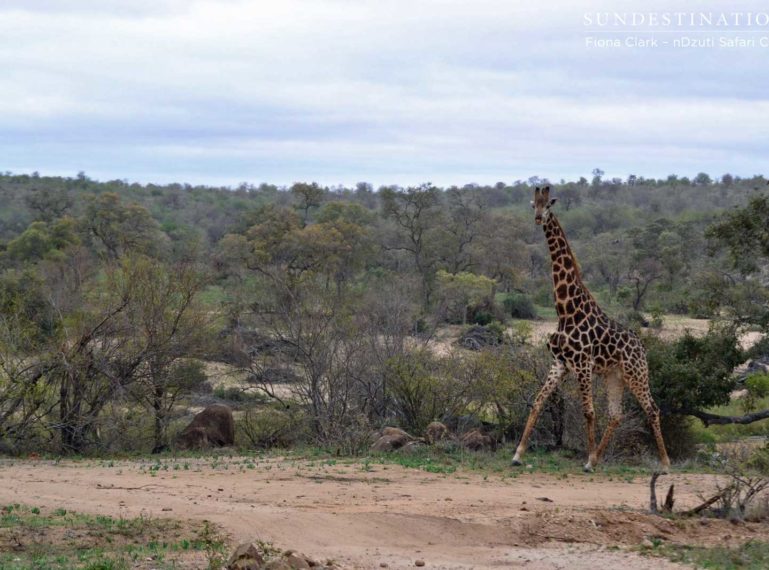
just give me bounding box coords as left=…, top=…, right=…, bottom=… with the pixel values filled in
left=0, top=0, right=767, bottom=186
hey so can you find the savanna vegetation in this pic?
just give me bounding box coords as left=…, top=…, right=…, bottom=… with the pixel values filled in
left=0, top=169, right=768, bottom=462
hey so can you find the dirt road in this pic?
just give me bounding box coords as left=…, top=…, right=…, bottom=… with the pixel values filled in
left=4, top=455, right=766, bottom=569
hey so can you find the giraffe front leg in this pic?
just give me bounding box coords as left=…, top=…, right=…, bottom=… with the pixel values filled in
left=512, top=360, right=566, bottom=466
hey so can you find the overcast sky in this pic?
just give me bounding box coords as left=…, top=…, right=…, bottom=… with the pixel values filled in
left=1, top=1, right=767, bottom=187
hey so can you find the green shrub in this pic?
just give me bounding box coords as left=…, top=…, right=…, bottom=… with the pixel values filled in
left=213, top=384, right=266, bottom=404
left=384, top=350, right=467, bottom=434
left=744, top=374, right=769, bottom=413
left=238, top=407, right=306, bottom=449
left=502, top=293, right=538, bottom=319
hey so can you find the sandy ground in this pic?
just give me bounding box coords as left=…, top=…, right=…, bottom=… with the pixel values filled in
left=4, top=456, right=768, bottom=569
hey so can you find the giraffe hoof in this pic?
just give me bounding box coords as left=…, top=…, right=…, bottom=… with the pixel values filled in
left=583, top=464, right=594, bottom=473
left=511, top=458, right=523, bottom=467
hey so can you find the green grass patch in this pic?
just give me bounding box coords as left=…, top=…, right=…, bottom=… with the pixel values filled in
left=690, top=396, right=769, bottom=443
left=647, top=540, right=769, bottom=569
left=0, top=504, right=226, bottom=570
left=533, top=304, right=557, bottom=320
left=360, top=444, right=669, bottom=478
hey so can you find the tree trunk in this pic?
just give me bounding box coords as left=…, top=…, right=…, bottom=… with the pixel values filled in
left=152, top=383, right=167, bottom=454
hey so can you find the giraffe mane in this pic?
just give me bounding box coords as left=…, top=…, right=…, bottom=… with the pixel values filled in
left=549, top=214, right=598, bottom=305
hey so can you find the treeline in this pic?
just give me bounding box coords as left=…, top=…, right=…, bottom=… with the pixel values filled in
left=0, top=170, right=767, bottom=455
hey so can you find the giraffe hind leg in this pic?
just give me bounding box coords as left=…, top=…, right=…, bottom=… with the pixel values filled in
left=592, top=368, right=624, bottom=467
left=624, top=361, right=671, bottom=472
left=575, top=366, right=598, bottom=472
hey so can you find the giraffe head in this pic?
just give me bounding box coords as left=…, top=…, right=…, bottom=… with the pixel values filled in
left=531, top=186, right=557, bottom=225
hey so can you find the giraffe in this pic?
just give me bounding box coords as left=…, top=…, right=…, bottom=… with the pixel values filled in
left=511, top=186, right=670, bottom=472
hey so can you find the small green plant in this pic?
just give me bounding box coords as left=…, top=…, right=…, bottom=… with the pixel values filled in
left=742, top=374, right=769, bottom=413
left=197, top=520, right=227, bottom=570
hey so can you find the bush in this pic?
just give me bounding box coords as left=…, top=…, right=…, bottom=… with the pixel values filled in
left=213, top=384, right=266, bottom=404
left=748, top=443, right=769, bottom=475
left=502, top=293, right=538, bottom=319
left=238, top=407, right=306, bottom=449
left=384, top=350, right=467, bottom=434
left=743, top=373, right=769, bottom=413
left=644, top=327, right=743, bottom=414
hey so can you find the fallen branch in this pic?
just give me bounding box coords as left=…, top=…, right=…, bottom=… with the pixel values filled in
left=673, top=408, right=769, bottom=427
left=682, top=491, right=727, bottom=517
left=650, top=472, right=660, bottom=514
left=649, top=472, right=675, bottom=514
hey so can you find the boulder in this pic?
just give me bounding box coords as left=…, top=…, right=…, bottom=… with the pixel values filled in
left=371, top=434, right=410, bottom=452
left=370, top=427, right=416, bottom=452
left=284, top=552, right=311, bottom=569
left=458, top=325, right=503, bottom=351
left=264, top=561, right=292, bottom=570
left=381, top=426, right=413, bottom=439
left=424, top=421, right=449, bottom=444
left=176, top=404, right=235, bottom=450
left=460, top=429, right=494, bottom=451
left=228, top=543, right=264, bottom=570
left=396, top=440, right=427, bottom=455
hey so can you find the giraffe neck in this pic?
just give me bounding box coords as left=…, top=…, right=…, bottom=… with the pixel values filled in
left=543, top=214, right=599, bottom=319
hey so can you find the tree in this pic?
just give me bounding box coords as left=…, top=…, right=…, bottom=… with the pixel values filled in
left=438, top=187, right=487, bottom=273
left=82, top=193, right=166, bottom=260
left=24, top=186, right=73, bottom=222
left=434, top=270, right=495, bottom=324
left=645, top=327, right=745, bottom=426
left=591, top=168, right=604, bottom=188
left=4, top=218, right=80, bottom=264
left=707, top=193, right=769, bottom=274
left=704, top=193, right=769, bottom=329
left=582, top=233, right=628, bottom=300
left=291, top=182, right=325, bottom=226
left=694, top=172, right=712, bottom=186
left=380, top=184, right=442, bottom=306
left=123, top=257, right=212, bottom=452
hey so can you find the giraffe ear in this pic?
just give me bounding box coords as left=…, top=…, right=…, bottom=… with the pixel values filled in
left=534, top=187, right=541, bottom=197
left=548, top=198, right=558, bottom=207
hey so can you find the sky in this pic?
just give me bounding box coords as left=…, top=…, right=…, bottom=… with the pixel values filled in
left=1, top=0, right=768, bottom=187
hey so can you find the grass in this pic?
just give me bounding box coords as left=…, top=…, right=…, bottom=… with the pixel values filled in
left=533, top=304, right=557, bottom=320
left=12, top=440, right=705, bottom=480
left=646, top=540, right=769, bottom=569
left=690, top=396, right=769, bottom=444
left=360, top=444, right=675, bottom=478
left=0, top=504, right=227, bottom=570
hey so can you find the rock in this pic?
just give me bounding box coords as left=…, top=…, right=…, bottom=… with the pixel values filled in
left=396, top=441, right=427, bottom=455
left=227, top=543, right=264, bottom=570
left=176, top=404, right=235, bottom=450
left=381, top=427, right=413, bottom=439
left=415, top=560, right=426, bottom=567
left=371, top=427, right=415, bottom=452
left=458, top=325, right=502, bottom=350
left=460, top=429, right=494, bottom=451
left=284, top=552, right=311, bottom=569
left=424, top=422, right=449, bottom=445
left=371, top=434, right=410, bottom=452
left=264, top=561, right=292, bottom=570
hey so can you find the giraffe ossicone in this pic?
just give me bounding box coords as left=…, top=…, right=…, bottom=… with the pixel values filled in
left=512, top=186, right=671, bottom=472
